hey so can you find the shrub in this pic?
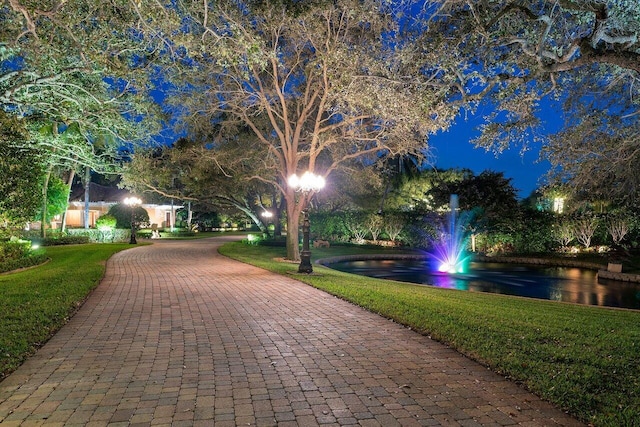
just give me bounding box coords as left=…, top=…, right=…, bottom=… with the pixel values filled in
left=107, top=203, right=149, bottom=229
left=0, top=240, right=47, bottom=273
left=0, top=240, right=31, bottom=260
left=0, top=253, right=48, bottom=273
left=310, top=211, right=352, bottom=242
left=33, top=235, right=90, bottom=246
left=511, top=209, right=556, bottom=254
left=96, top=214, right=117, bottom=230
left=66, top=228, right=130, bottom=243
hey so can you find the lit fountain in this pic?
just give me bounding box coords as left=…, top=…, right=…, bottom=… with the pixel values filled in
left=431, top=194, right=471, bottom=274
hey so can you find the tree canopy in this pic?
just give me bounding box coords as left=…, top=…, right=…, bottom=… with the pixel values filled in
left=0, top=111, right=42, bottom=232
left=124, top=0, right=460, bottom=259
left=4, top=0, right=640, bottom=240
left=1, top=1, right=160, bottom=141
left=421, top=0, right=640, bottom=200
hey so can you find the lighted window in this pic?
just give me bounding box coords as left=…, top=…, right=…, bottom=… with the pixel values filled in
left=553, top=197, right=564, bottom=213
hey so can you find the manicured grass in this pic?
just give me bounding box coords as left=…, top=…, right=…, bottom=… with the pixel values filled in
left=220, top=241, right=640, bottom=427
left=0, top=243, right=135, bottom=381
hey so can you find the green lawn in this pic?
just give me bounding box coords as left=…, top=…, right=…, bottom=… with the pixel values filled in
left=220, top=241, right=640, bottom=427
left=0, top=243, right=135, bottom=381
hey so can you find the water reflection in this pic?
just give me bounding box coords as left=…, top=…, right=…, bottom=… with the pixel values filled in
left=329, top=259, right=640, bottom=310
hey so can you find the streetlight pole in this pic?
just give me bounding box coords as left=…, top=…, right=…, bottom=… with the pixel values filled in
left=288, top=171, right=325, bottom=274
left=299, top=209, right=312, bottom=273
left=124, top=196, right=142, bottom=244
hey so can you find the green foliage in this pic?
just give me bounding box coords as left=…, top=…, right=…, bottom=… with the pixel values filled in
left=30, top=235, right=90, bottom=246
left=403, top=214, right=439, bottom=248
left=0, top=112, right=43, bottom=233
left=0, top=253, right=48, bottom=274
left=96, top=214, right=117, bottom=230
left=422, top=1, right=640, bottom=202
left=0, top=240, right=47, bottom=273
left=310, top=211, right=353, bottom=242
left=35, top=175, right=69, bottom=222
left=66, top=228, right=131, bottom=243
left=384, top=168, right=464, bottom=212
left=511, top=208, right=556, bottom=253
left=107, top=204, right=150, bottom=229
left=1, top=2, right=161, bottom=151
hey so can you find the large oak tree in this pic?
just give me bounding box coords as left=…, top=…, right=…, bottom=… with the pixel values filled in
left=143, top=0, right=458, bottom=260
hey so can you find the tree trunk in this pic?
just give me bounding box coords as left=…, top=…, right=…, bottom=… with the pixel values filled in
left=285, top=220, right=300, bottom=261
left=60, top=169, right=76, bottom=232
left=187, top=201, right=192, bottom=229
left=40, top=167, right=52, bottom=239
left=170, top=199, right=174, bottom=231
left=83, top=166, right=90, bottom=229
left=272, top=193, right=283, bottom=237
left=285, top=193, right=303, bottom=261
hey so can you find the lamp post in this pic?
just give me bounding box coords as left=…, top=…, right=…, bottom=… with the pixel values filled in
left=124, top=196, right=142, bottom=244
left=288, top=171, right=325, bottom=273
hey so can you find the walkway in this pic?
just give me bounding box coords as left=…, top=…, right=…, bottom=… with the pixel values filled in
left=0, top=237, right=583, bottom=426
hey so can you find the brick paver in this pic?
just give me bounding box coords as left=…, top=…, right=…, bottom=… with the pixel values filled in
left=0, top=237, right=584, bottom=426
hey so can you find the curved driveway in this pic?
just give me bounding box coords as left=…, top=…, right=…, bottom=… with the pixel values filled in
left=0, top=237, right=583, bottom=426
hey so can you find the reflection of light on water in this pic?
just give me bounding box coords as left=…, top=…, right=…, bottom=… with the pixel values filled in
left=329, top=259, right=640, bottom=309
left=549, top=288, right=562, bottom=302
left=428, top=272, right=469, bottom=291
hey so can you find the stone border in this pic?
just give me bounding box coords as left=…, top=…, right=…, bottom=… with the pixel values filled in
left=598, top=269, right=640, bottom=283
left=472, top=255, right=603, bottom=270
left=316, top=253, right=429, bottom=266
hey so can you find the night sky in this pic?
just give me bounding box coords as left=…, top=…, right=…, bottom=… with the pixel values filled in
left=429, top=104, right=562, bottom=199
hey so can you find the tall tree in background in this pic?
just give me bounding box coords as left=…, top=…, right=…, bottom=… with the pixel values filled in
left=428, top=170, right=520, bottom=252
left=151, top=0, right=457, bottom=260
left=422, top=1, right=640, bottom=200
left=121, top=138, right=281, bottom=235
left=2, top=1, right=163, bottom=235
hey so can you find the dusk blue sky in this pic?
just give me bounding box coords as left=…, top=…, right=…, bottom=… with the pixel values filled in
left=429, top=104, right=563, bottom=199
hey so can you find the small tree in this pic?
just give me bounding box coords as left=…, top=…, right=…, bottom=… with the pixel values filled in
left=345, top=212, right=368, bottom=245
left=0, top=113, right=43, bottom=236
left=384, top=214, right=405, bottom=243
left=607, top=216, right=630, bottom=245
left=365, top=214, right=384, bottom=243
left=107, top=204, right=149, bottom=229
left=96, top=214, right=117, bottom=243
left=574, top=215, right=599, bottom=249
left=553, top=218, right=575, bottom=248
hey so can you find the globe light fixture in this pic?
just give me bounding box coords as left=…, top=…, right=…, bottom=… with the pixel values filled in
left=261, top=210, right=274, bottom=237
left=124, top=196, right=142, bottom=244
left=288, top=171, right=325, bottom=273
left=288, top=171, right=325, bottom=193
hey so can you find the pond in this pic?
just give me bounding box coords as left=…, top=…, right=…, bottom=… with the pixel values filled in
left=327, top=259, right=640, bottom=310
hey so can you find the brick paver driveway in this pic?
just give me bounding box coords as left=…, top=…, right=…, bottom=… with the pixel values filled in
left=0, top=236, right=583, bottom=426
